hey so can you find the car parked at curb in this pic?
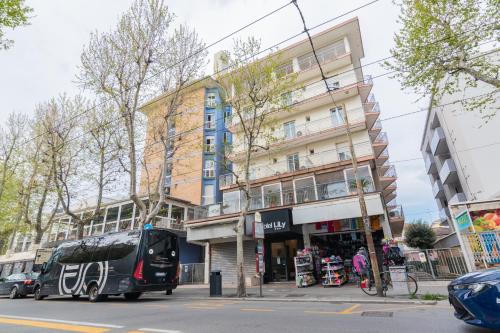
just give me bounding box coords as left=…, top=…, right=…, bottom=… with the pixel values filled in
left=448, top=268, right=500, bottom=330
left=0, top=272, right=40, bottom=299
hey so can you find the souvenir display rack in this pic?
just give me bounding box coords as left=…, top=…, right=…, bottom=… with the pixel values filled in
left=294, top=254, right=316, bottom=287
left=321, top=256, right=347, bottom=287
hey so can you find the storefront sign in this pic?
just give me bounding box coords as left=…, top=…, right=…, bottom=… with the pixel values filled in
left=455, top=210, right=473, bottom=231
left=418, top=252, right=427, bottom=263
left=261, top=209, right=292, bottom=234
left=469, top=209, right=500, bottom=232
left=253, top=221, right=264, bottom=239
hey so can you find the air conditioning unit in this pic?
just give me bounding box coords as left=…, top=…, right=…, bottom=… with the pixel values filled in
left=296, top=131, right=303, bottom=137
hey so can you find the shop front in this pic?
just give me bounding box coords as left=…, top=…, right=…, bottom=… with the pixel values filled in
left=260, top=208, right=303, bottom=283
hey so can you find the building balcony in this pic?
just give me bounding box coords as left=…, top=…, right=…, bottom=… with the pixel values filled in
left=375, top=148, right=389, bottom=166
left=432, top=179, right=444, bottom=198
left=439, top=158, right=458, bottom=185
left=372, top=132, right=388, bottom=157
left=196, top=174, right=380, bottom=221
left=152, top=216, right=185, bottom=231
left=369, top=119, right=382, bottom=140
left=439, top=207, right=450, bottom=222
left=230, top=77, right=372, bottom=131
left=220, top=142, right=374, bottom=189
left=296, top=51, right=353, bottom=84
left=449, top=192, right=467, bottom=204
left=229, top=108, right=367, bottom=161
left=383, top=182, right=397, bottom=197
left=363, top=100, right=380, bottom=130
left=424, top=153, right=437, bottom=174
left=378, top=164, right=397, bottom=189
left=430, top=127, right=448, bottom=156
left=388, top=205, right=405, bottom=238
left=385, top=190, right=396, bottom=204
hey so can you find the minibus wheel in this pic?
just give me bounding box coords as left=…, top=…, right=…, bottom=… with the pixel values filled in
left=166, top=289, right=172, bottom=295
left=72, top=295, right=80, bottom=299
left=88, top=284, right=102, bottom=303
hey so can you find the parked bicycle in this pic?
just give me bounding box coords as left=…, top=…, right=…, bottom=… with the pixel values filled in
left=359, top=267, right=418, bottom=296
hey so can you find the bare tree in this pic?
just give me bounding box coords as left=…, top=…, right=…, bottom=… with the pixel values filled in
left=20, top=114, right=60, bottom=245
left=78, top=0, right=206, bottom=228
left=216, top=37, right=296, bottom=297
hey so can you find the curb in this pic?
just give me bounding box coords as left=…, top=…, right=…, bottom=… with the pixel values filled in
left=167, top=296, right=437, bottom=305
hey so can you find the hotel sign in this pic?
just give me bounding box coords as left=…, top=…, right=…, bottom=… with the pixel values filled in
left=261, top=209, right=292, bottom=234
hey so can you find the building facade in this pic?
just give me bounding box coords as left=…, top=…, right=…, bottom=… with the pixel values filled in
left=187, top=18, right=405, bottom=286
left=139, top=78, right=232, bottom=206
left=420, top=50, right=500, bottom=226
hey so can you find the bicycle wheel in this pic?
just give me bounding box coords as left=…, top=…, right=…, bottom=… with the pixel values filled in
left=383, top=272, right=418, bottom=296
left=407, top=275, right=418, bottom=295
left=359, top=276, right=378, bottom=296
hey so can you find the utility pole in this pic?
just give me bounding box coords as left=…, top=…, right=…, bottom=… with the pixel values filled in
left=292, top=0, right=383, bottom=296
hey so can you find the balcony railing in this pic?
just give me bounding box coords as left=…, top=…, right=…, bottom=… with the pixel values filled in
left=152, top=216, right=185, bottom=231
left=373, top=132, right=388, bottom=145
left=297, top=40, right=347, bottom=72
left=371, top=119, right=382, bottom=131
left=203, top=169, right=215, bottom=178
left=439, top=158, right=458, bottom=185
left=222, top=142, right=373, bottom=187
left=388, top=205, right=404, bottom=220
left=197, top=177, right=376, bottom=219
left=366, top=93, right=376, bottom=103
left=204, top=144, right=215, bottom=153
left=363, top=75, right=373, bottom=86
left=230, top=74, right=360, bottom=128
left=432, top=179, right=444, bottom=198
left=380, top=165, right=397, bottom=178
left=431, top=127, right=447, bottom=156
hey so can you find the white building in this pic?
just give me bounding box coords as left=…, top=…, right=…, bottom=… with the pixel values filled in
left=187, top=18, right=404, bottom=286
left=420, top=50, right=500, bottom=228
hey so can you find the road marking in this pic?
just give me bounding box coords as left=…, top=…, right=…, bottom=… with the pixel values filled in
left=351, top=305, right=434, bottom=314
left=0, top=314, right=123, bottom=329
left=0, top=316, right=111, bottom=333
left=137, top=328, right=183, bottom=333
left=143, top=304, right=169, bottom=309
left=185, top=306, right=220, bottom=310
left=240, top=308, right=275, bottom=312
left=337, top=304, right=361, bottom=314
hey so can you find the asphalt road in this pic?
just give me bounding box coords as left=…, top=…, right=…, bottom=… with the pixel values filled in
left=0, top=293, right=497, bottom=333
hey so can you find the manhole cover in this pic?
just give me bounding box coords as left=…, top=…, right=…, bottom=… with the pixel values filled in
left=361, top=311, right=393, bottom=318
left=285, top=294, right=306, bottom=297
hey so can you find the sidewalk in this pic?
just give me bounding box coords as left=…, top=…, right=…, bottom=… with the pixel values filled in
left=170, top=281, right=450, bottom=305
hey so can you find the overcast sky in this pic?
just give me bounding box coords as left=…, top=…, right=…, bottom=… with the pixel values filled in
left=0, top=0, right=440, bottom=223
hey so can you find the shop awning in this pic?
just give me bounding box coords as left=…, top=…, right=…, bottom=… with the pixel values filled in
left=292, top=193, right=385, bottom=225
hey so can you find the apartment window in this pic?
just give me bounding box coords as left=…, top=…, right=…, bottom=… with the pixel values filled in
left=345, top=165, right=374, bottom=194
left=281, top=92, right=293, bottom=106
left=276, top=61, right=294, bottom=77
left=205, top=136, right=215, bottom=153
left=283, top=121, right=296, bottom=139
left=204, top=159, right=215, bottom=178
left=250, top=186, right=263, bottom=210
left=223, top=132, right=231, bottom=144
left=326, top=78, right=340, bottom=91
left=287, top=153, right=300, bottom=172
left=224, top=109, right=231, bottom=126
left=330, top=107, right=345, bottom=127
left=263, top=183, right=282, bottom=208
left=206, top=93, right=216, bottom=108
left=206, top=114, right=215, bottom=129
left=223, top=190, right=240, bottom=214
left=337, top=142, right=351, bottom=161
left=202, top=185, right=215, bottom=205
left=294, top=177, right=317, bottom=203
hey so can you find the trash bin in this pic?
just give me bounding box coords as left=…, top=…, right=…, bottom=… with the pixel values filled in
left=210, top=270, right=222, bottom=297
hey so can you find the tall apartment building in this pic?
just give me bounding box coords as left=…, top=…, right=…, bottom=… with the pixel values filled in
left=186, top=18, right=404, bottom=286
left=420, top=51, right=500, bottom=227
left=139, top=78, right=232, bottom=206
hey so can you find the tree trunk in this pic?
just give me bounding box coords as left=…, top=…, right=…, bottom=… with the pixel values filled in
left=34, top=226, right=43, bottom=245
left=236, top=212, right=247, bottom=297
left=458, top=65, right=500, bottom=89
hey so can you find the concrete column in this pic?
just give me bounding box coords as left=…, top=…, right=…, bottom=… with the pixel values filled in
left=380, top=213, right=393, bottom=239
left=204, top=242, right=210, bottom=284
left=302, top=224, right=311, bottom=248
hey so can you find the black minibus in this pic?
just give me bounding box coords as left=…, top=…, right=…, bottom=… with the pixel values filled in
left=33, top=228, right=179, bottom=302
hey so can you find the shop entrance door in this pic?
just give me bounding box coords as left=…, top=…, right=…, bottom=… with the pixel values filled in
left=270, top=240, right=298, bottom=282
left=271, top=242, right=288, bottom=282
